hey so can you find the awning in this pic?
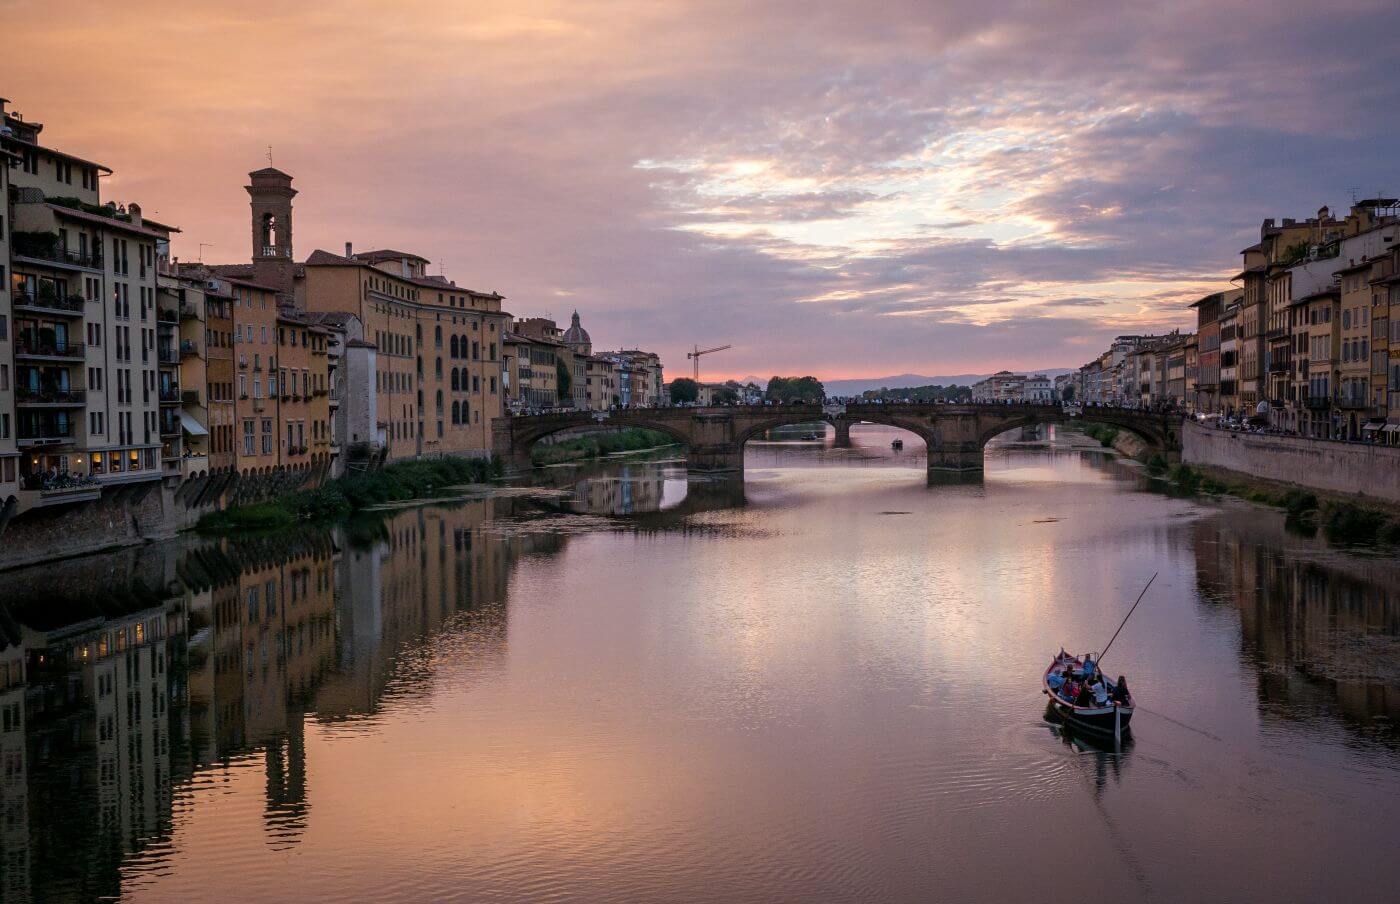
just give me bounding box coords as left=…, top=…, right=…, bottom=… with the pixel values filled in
left=1362, top=423, right=1382, bottom=433
left=179, top=412, right=209, bottom=437
left=1384, top=424, right=1400, bottom=434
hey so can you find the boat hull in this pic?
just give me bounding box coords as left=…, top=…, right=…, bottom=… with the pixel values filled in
left=1046, top=697, right=1133, bottom=736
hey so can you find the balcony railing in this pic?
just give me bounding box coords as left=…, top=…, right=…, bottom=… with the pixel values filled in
left=14, top=338, right=85, bottom=360
left=12, top=242, right=103, bottom=269
left=159, top=387, right=181, bottom=404
left=158, top=347, right=179, bottom=365
left=1305, top=395, right=1331, bottom=410
left=159, top=418, right=181, bottom=437
left=179, top=301, right=199, bottom=321
left=15, top=388, right=86, bottom=406
left=180, top=340, right=200, bottom=358
left=12, top=291, right=87, bottom=316
left=20, top=472, right=101, bottom=494
left=18, top=423, right=75, bottom=443
left=157, top=308, right=180, bottom=324
left=181, top=389, right=201, bottom=406
left=1267, top=360, right=1291, bottom=374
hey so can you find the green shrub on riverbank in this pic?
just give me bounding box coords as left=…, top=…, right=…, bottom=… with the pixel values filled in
left=532, top=428, right=677, bottom=465
left=1080, top=423, right=1119, bottom=448
left=1158, top=465, right=1400, bottom=546
left=198, top=456, right=502, bottom=534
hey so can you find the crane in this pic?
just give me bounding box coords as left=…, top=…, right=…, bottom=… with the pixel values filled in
left=687, top=343, right=732, bottom=382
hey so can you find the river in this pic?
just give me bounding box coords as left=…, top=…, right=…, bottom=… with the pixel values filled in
left=2, top=425, right=1397, bottom=903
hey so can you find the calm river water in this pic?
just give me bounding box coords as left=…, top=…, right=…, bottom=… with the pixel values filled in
left=2, top=425, right=1398, bottom=903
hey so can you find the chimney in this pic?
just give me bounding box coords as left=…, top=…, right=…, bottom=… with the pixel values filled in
left=128, top=202, right=142, bottom=227
left=345, top=242, right=353, bottom=257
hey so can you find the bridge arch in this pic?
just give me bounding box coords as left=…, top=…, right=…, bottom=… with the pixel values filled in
left=973, top=410, right=1169, bottom=452
left=493, top=404, right=1180, bottom=476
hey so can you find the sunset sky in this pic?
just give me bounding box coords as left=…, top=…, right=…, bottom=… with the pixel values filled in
left=7, top=0, right=1399, bottom=381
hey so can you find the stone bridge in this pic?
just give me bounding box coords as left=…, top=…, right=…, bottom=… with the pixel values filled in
left=493, top=403, right=1182, bottom=474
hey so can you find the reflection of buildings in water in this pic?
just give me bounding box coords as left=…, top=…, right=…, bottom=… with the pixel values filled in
left=1192, top=513, right=1400, bottom=735
left=5, top=594, right=180, bottom=903
left=0, top=640, right=28, bottom=903
left=0, top=498, right=545, bottom=899
left=570, top=472, right=667, bottom=515
left=314, top=500, right=516, bottom=720
left=182, top=532, right=340, bottom=849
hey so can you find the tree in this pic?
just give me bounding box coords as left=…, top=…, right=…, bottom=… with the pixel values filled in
left=670, top=377, right=699, bottom=404
left=556, top=359, right=572, bottom=401
left=765, top=375, right=826, bottom=403
left=714, top=384, right=740, bottom=405
left=1061, top=383, right=1077, bottom=402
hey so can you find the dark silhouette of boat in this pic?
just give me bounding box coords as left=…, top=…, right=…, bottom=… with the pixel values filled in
left=1042, top=651, right=1133, bottom=739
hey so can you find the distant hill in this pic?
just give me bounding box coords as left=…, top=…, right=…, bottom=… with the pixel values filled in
left=822, top=369, right=1075, bottom=397
left=727, top=369, right=1076, bottom=396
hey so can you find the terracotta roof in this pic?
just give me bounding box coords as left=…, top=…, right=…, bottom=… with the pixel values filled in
left=45, top=203, right=168, bottom=239
left=249, top=166, right=293, bottom=178
left=353, top=248, right=428, bottom=264
left=345, top=339, right=377, bottom=349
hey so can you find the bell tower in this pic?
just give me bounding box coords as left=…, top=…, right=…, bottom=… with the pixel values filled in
left=246, top=167, right=297, bottom=295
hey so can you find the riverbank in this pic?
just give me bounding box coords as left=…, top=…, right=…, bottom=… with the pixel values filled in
left=196, top=456, right=502, bottom=533
left=1068, top=420, right=1400, bottom=545
left=533, top=428, right=678, bottom=466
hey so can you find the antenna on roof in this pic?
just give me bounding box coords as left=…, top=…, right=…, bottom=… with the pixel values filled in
left=1347, top=187, right=1359, bottom=205
left=267, top=145, right=274, bottom=166
left=198, top=242, right=215, bottom=262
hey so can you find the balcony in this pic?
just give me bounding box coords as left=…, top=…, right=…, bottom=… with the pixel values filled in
left=181, top=389, right=201, bottom=406
left=11, top=235, right=103, bottom=270
left=1267, top=360, right=1291, bottom=374
left=14, top=338, right=85, bottom=361
left=1336, top=394, right=1369, bottom=410
left=158, top=347, right=179, bottom=365
left=180, top=339, right=200, bottom=359
left=18, top=473, right=103, bottom=507
left=17, top=422, right=75, bottom=445
left=252, top=397, right=266, bottom=412
left=179, top=301, right=199, bottom=321
left=159, top=418, right=181, bottom=437
left=157, top=307, right=180, bottom=324
left=15, top=387, right=86, bottom=407
left=12, top=291, right=87, bottom=318
left=1305, top=396, right=1331, bottom=411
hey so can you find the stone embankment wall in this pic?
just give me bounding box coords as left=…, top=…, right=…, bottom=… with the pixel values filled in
left=0, top=463, right=330, bottom=571
left=1110, top=431, right=1148, bottom=460
left=1183, top=421, right=1400, bottom=506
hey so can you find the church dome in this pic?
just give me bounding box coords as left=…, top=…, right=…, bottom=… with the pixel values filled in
left=562, top=310, right=591, bottom=346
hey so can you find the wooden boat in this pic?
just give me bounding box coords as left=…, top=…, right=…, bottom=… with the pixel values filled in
left=890, top=438, right=903, bottom=450
left=1042, top=650, right=1133, bottom=739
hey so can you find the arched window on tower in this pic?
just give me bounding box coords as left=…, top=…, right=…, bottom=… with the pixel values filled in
left=451, top=368, right=460, bottom=391
left=260, top=213, right=278, bottom=254
left=450, top=335, right=459, bottom=358
left=451, top=401, right=460, bottom=424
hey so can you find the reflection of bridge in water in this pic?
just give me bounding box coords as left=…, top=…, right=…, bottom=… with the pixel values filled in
left=494, top=403, right=1182, bottom=475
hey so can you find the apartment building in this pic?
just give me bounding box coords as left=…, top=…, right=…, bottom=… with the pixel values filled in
left=0, top=137, right=17, bottom=511
left=1218, top=299, right=1240, bottom=415
left=2, top=97, right=171, bottom=512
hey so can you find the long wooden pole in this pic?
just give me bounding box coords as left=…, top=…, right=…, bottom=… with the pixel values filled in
left=1099, top=572, right=1157, bottom=666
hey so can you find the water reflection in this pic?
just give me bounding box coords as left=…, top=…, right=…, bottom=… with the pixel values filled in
left=1191, top=507, right=1400, bottom=742
left=0, top=498, right=555, bottom=903
left=0, top=429, right=1395, bottom=901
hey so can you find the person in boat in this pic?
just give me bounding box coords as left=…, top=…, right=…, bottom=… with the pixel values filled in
left=1074, top=681, right=1095, bottom=707
left=1048, top=669, right=1066, bottom=693
left=1079, top=654, right=1097, bottom=680
left=1062, top=674, right=1081, bottom=703
left=1090, top=675, right=1110, bottom=706
left=1110, top=676, right=1130, bottom=705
